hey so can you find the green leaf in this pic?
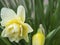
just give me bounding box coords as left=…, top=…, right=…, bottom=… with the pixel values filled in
left=45, top=26, right=60, bottom=45
left=0, top=36, right=12, bottom=45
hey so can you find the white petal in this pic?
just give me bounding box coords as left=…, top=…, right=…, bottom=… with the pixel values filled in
left=25, top=23, right=33, bottom=33
left=9, top=38, right=14, bottom=42
left=17, top=5, right=25, bottom=22
left=9, top=35, right=22, bottom=43
left=15, top=40, right=19, bottom=43
left=1, top=29, right=7, bottom=37
left=15, top=38, right=22, bottom=43
left=1, top=30, right=5, bottom=37
left=8, top=24, right=19, bottom=33
left=1, top=8, right=16, bottom=26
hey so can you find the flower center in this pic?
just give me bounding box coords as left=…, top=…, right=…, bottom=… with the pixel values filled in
left=4, top=19, right=28, bottom=38
left=4, top=18, right=24, bottom=36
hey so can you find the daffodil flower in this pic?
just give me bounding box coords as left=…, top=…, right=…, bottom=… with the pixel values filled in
left=32, top=24, right=45, bottom=45
left=1, top=5, right=33, bottom=43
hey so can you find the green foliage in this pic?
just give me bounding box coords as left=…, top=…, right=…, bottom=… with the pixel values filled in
left=0, top=0, right=60, bottom=45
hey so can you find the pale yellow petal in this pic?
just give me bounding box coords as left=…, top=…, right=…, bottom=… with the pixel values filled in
left=23, top=35, right=29, bottom=42
left=1, top=27, right=11, bottom=37
left=25, top=23, right=33, bottom=33
left=19, top=25, right=23, bottom=37
left=9, top=34, right=22, bottom=43
left=17, top=5, right=25, bottom=22
left=1, top=8, right=16, bottom=26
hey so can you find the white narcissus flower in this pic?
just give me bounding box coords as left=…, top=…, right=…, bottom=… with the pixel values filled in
left=1, top=5, right=33, bottom=43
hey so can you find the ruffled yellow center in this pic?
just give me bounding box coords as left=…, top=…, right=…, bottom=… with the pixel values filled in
left=3, top=18, right=28, bottom=42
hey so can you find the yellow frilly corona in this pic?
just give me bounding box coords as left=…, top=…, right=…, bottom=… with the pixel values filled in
left=32, top=24, right=45, bottom=45
left=1, top=5, right=33, bottom=43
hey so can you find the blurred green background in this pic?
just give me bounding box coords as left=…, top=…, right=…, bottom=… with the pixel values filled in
left=0, top=0, right=60, bottom=45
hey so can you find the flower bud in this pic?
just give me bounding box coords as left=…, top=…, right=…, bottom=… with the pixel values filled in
left=32, top=24, right=45, bottom=45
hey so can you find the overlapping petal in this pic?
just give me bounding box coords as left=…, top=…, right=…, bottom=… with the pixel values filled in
left=17, top=5, right=25, bottom=22
left=1, top=8, right=16, bottom=26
